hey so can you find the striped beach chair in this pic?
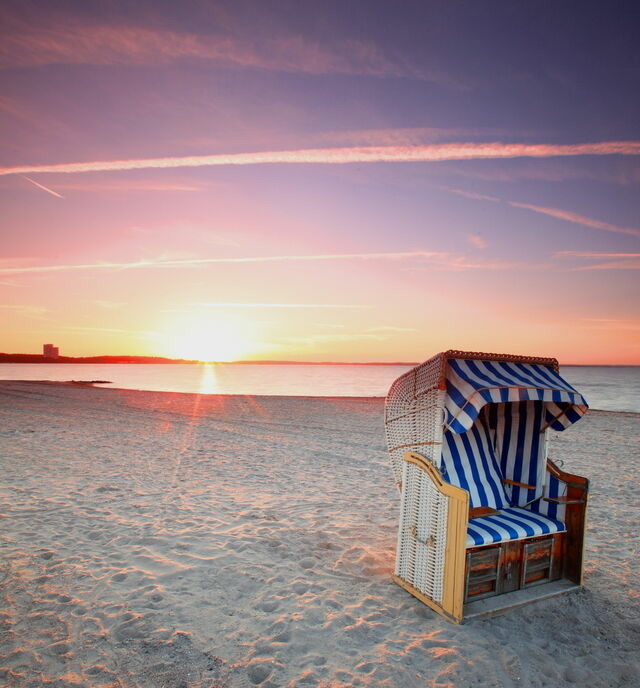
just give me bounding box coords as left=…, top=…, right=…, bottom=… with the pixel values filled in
left=385, top=350, right=589, bottom=623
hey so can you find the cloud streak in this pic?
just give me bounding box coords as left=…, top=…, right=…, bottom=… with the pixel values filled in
left=2, top=141, right=639, bottom=177
left=0, top=20, right=420, bottom=80
left=182, top=302, right=371, bottom=309
left=161, top=303, right=372, bottom=313
left=0, top=251, right=443, bottom=275
left=509, top=202, right=640, bottom=237
left=0, top=304, right=47, bottom=315
left=553, top=251, right=640, bottom=270
left=22, top=175, right=64, bottom=198
left=441, top=186, right=640, bottom=238
left=0, top=249, right=527, bottom=277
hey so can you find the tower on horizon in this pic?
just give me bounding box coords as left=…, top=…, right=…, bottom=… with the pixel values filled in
left=43, top=343, right=60, bottom=359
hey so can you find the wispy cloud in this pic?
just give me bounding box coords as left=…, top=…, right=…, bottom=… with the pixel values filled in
left=318, top=127, right=506, bottom=146
left=466, top=234, right=488, bottom=249
left=2, top=141, right=639, bottom=177
left=92, top=300, right=126, bottom=309
left=578, top=318, right=640, bottom=330
left=0, top=303, right=51, bottom=321
left=0, top=20, right=422, bottom=80
left=58, top=325, right=160, bottom=337
left=22, top=175, right=64, bottom=198
left=0, top=250, right=441, bottom=275
left=0, top=249, right=532, bottom=277
left=0, top=304, right=47, bottom=315
left=280, top=333, right=387, bottom=346
left=508, top=202, right=640, bottom=237
left=446, top=187, right=500, bottom=202
left=52, top=179, right=204, bottom=192
left=440, top=185, right=640, bottom=239
left=166, top=302, right=372, bottom=310
left=553, top=251, right=640, bottom=270
left=554, top=251, right=640, bottom=258
left=367, top=325, right=417, bottom=333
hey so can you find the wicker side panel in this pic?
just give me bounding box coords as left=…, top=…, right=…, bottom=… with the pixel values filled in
left=385, top=389, right=445, bottom=483
left=395, top=461, right=449, bottom=603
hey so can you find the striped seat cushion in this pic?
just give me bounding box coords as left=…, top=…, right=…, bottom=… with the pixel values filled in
left=466, top=507, right=565, bottom=547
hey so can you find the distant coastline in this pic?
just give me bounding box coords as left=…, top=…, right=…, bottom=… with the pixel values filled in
left=0, top=353, right=418, bottom=366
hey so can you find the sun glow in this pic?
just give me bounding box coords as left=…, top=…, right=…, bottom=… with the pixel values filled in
left=161, top=315, right=254, bottom=362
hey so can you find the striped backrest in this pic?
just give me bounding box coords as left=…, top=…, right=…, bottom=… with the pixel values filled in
left=440, top=413, right=509, bottom=510
left=485, top=402, right=546, bottom=507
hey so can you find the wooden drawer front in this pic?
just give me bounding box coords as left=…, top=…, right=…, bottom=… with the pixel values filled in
left=465, top=546, right=500, bottom=601
left=521, top=537, right=553, bottom=587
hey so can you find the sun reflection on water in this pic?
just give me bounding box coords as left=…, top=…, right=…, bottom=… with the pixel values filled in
left=198, top=363, right=220, bottom=395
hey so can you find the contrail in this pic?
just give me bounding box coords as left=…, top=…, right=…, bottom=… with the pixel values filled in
left=2, top=141, right=639, bottom=176
left=22, top=175, right=65, bottom=198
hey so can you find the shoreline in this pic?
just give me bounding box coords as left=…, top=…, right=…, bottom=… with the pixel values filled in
left=1, top=379, right=638, bottom=416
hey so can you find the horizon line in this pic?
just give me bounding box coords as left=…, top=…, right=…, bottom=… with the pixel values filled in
left=0, top=353, right=635, bottom=366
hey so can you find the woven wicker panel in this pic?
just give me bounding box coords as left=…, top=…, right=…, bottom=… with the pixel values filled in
left=385, top=391, right=444, bottom=483
left=395, top=461, right=448, bottom=603
left=385, top=353, right=446, bottom=483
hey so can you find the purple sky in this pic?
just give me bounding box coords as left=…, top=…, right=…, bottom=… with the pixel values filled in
left=1, top=1, right=639, bottom=363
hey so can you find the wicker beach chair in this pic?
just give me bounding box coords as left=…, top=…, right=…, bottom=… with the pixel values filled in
left=384, top=350, right=589, bottom=623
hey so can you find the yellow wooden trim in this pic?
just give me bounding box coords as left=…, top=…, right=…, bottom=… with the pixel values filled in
left=392, top=574, right=461, bottom=624
left=442, top=484, right=468, bottom=622
left=403, top=452, right=459, bottom=497
left=403, top=451, right=469, bottom=623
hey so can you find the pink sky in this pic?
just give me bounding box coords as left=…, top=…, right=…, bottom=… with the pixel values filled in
left=1, top=2, right=639, bottom=364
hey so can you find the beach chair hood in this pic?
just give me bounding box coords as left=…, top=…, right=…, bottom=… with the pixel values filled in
left=385, top=350, right=588, bottom=486
left=445, top=357, right=588, bottom=434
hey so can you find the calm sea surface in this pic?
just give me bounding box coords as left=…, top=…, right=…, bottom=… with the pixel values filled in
left=0, top=363, right=638, bottom=413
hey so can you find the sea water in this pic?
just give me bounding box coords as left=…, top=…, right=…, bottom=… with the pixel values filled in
left=0, top=363, right=638, bottom=413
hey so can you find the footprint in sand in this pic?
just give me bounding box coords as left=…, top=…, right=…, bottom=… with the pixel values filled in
left=247, top=659, right=274, bottom=685
left=112, top=572, right=128, bottom=582
left=260, top=600, right=279, bottom=612
left=272, top=630, right=291, bottom=643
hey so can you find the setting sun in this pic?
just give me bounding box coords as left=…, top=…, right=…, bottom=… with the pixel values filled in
left=160, top=315, right=255, bottom=362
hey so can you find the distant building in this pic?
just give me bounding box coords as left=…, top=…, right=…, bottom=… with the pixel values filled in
left=43, top=343, right=60, bottom=359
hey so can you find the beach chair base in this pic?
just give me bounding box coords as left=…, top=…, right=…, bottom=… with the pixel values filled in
left=394, top=573, right=581, bottom=624
left=463, top=578, right=580, bottom=621
left=465, top=533, right=564, bottom=602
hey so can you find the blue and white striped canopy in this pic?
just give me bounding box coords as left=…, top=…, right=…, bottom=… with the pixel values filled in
left=445, top=358, right=588, bottom=434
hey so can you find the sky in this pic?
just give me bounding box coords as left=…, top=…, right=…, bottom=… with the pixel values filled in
left=1, top=0, right=639, bottom=364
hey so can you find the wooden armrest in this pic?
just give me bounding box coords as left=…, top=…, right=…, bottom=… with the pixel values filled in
left=543, top=496, right=586, bottom=505
left=469, top=506, right=497, bottom=519
left=502, top=478, right=536, bottom=490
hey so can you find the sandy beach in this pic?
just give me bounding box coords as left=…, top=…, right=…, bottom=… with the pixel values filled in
left=1, top=380, right=638, bottom=688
